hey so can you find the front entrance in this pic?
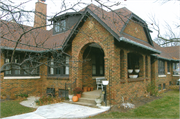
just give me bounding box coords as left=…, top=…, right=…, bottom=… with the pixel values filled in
left=82, top=43, right=105, bottom=90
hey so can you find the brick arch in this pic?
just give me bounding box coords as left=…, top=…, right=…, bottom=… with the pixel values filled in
left=72, top=41, right=107, bottom=88
left=76, top=41, right=108, bottom=60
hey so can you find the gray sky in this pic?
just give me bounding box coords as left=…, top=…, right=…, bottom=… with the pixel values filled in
left=11, top=0, right=180, bottom=40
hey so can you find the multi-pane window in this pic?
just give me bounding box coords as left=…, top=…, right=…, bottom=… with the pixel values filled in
left=158, top=60, right=165, bottom=75
left=5, top=59, right=11, bottom=75
left=48, top=56, right=69, bottom=76
left=54, top=20, right=66, bottom=33
left=4, top=56, right=39, bottom=76
left=92, top=54, right=104, bottom=76
left=173, top=62, right=179, bottom=75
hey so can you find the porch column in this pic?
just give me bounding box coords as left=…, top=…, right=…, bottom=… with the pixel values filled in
left=71, top=55, right=82, bottom=89
left=147, top=56, right=151, bottom=78
left=124, top=51, right=128, bottom=82
left=139, top=55, right=145, bottom=78
left=151, top=57, right=158, bottom=85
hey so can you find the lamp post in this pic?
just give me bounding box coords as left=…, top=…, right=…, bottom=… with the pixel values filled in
left=102, top=80, right=109, bottom=106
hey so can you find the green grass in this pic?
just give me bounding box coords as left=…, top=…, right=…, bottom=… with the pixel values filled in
left=0, top=100, right=35, bottom=118
left=91, top=90, right=180, bottom=118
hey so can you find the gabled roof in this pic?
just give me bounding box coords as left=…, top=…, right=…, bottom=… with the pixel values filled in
left=62, top=4, right=160, bottom=54
left=0, top=4, right=178, bottom=60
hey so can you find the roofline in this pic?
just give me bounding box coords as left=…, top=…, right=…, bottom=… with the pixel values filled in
left=119, top=37, right=161, bottom=54
left=48, top=12, right=83, bottom=21
left=0, top=46, right=62, bottom=53
left=62, top=7, right=120, bottom=49
left=151, top=54, right=180, bottom=62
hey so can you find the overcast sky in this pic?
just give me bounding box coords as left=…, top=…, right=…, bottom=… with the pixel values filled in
left=11, top=0, right=180, bottom=39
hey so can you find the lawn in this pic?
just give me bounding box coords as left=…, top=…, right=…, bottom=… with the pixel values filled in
left=91, top=90, right=180, bottom=118
left=0, top=100, right=35, bottom=118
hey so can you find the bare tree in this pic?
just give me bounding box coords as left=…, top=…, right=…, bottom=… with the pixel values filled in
left=149, top=15, right=180, bottom=47
left=0, top=0, right=128, bottom=74
left=150, top=0, right=180, bottom=47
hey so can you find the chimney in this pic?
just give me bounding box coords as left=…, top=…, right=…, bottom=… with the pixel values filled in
left=34, top=0, right=47, bottom=30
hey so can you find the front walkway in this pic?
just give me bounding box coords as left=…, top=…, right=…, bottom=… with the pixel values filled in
left=2, top=99, right=110, bottom=119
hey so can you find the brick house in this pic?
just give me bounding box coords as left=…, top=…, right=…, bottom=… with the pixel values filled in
left=0, top=0, right=179, bottom=104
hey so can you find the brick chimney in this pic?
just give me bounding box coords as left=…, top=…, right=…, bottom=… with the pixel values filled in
left=34, top=0, right=47, bottom=30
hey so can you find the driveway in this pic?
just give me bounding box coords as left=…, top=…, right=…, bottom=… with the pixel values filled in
left=2, top=103, right=110, bottom=119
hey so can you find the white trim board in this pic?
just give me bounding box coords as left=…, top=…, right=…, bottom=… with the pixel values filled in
left=4, top=76, right=41, bottom=79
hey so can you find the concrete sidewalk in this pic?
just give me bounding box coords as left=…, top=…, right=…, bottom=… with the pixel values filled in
left=2, top=100, right=110, bottom=119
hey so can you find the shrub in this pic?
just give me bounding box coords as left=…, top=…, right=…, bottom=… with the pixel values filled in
left=73, top=87, right=83, bottom=94
left=146, top=82, right=159, bottom=96
left=36, top=95, right=63, bottom=106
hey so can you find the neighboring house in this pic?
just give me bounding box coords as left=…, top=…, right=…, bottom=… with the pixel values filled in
left=0, top=0, right=179, bottom=104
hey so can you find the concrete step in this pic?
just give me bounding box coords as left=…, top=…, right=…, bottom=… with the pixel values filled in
left=64, top=100, right=97, bottom=108
left=78, top=97, right=96, bottom=104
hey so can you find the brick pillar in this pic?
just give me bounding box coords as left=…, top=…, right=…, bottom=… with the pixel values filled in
left=124, top=51, right=128, bottom=82
left=139, top=55, right=145, bottom=78
left=151, top=57, right=158, bottom=85
left=147, top=56, right=151, bottom=78
left=0, top=53, right=5, bottom=93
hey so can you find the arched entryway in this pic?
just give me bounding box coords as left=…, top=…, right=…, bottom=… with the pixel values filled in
left=82, top=43, right=105, bottom=89
left=72, top=42, right=105, bottom=90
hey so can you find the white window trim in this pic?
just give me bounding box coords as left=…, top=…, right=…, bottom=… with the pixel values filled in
left=4, top=76, right=40, bottom=80
left=167, top=72, right=171, bottom=74
left=158, top=75, right=166, bottom=77
left=173, top=75, right=180, bottom=77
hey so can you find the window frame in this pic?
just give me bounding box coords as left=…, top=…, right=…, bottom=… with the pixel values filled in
left=158, top=60, right=165, bottom=75
left=167, top=61, right=170, bottom=72
left=4, top=54, right=39, bottom=76
left=54, top=19, right=66, bottom=34
left=92, top=54, right=104, bottom=76
left=48, top=56, right=69, bottom=77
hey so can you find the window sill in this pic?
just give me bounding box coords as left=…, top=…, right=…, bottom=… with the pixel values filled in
left=173, top=75, right=180, bottom=77
left=92, top=76, right=106, bottom=80
left=4, top=76, right=40, bottom=80
left=167, top=72, right=171, bottom=74
left=158, top=75, right=166, bottom=77
left=47, top=76, right=69, bottom=80
left=120, top=78, right=149, bottom=83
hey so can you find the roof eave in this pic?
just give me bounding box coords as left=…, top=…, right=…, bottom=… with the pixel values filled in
left=0, top=46, right=62, bottom=53
left=151, top=54, right=180, bottom=61
left=119, top=37, right=161, bottom=54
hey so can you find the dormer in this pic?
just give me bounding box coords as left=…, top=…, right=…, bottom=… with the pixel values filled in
left=49, top=12, right=82, bottom=35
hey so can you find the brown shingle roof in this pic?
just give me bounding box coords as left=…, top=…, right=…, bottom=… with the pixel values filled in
left=153, top=42, right=179, bottom=60
left=0, top=4, right=179, bottom=60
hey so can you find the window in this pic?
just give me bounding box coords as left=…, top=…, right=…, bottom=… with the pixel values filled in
left=92, top=54, right=104, bottom=76
left=48, top=56, right=69, bottom=76
left=4, top=55, right=39, bottom=76
left=128, top=53, right=140, bottom=69
left=54, top=20, right=66, bottom=33
left=163, top=83, right=166, bottom=89
left=158, top=84, right=161, bottom=91
left=169, top=81, right=171, bottom=86
left=5, top=58, right=11, bottom=75
left=167, top=61, right=170, bottom=72
left=158, top=60, right=165, bottom=75
left=173, top=62, right=179, bottom=75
